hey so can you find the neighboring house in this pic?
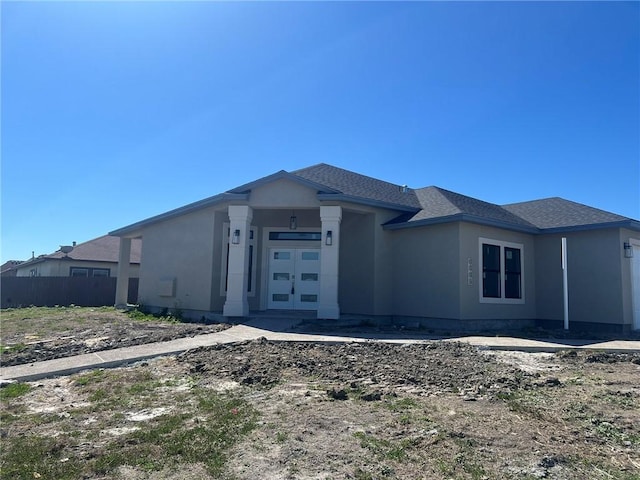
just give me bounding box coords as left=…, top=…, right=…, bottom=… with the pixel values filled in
left=1, top=260, right=24, bottom=277
left=15, top=235, right=141, bottom=278
left=109, top=164, right=640, bottom=333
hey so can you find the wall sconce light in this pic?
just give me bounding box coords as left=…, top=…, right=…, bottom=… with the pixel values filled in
left=289, top=215, right=297, bottom=230
left=624, top=242, right=633, bottom=258
left=232, top=229, right=240, bottom=245
left=325, top=230, right=333, bottom=246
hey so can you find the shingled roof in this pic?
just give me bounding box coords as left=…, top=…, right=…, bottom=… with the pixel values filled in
left=19, top=235, right=141, bottom=266
left=291, top=163, right=422, bottom=210
left=416, top=187, right=537, bottom=228
left=110, top=163, right=638, bottom=236
left=502, top=198, right=633, bottom=230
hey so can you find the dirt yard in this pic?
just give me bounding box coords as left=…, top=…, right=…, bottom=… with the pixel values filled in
left=0, top=306, right=230, bottom=367
left=1, top=308, right=639, bottom=479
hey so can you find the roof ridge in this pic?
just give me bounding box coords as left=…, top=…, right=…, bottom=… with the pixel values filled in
left=414, top=186, right=463, bottom=214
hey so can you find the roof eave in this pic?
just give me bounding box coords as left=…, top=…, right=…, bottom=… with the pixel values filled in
left=109, top=192, right=249, bottom=236
left=539, top=220, right=640, bottom=234
left=383, top=216, right=640, bottom=235
left=317, top=193, right=420, bottom=213
left=383, top=213, right=540, bottom=233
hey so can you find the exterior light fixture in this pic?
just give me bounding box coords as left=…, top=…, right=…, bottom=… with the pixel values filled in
left=289, top=215, right=297, bottom=230
left=624, top=242, right=633, bottom=258
left=325, top=230, right=333, bottom=246
left=232, top=229, right=240, bottom=245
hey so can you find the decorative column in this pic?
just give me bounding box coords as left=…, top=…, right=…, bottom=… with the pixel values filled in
left=223, top=205, right=253, bottom=317
left=115, top=237, right=132, bottom=308
left=318, top=205, right=341, bottom=319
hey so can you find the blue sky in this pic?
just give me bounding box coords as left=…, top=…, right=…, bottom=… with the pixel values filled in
left=2, top=1, right=638, bottom=263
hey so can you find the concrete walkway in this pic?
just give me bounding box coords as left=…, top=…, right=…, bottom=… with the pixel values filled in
left=2, top=319, right=639, bottom=382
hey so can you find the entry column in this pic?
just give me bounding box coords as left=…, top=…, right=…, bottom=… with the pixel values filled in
left=115, top=237, right=132, bottom=308
left=318, top=205, right=341, bottom=319
left=223, top=205, right=253, bottom=317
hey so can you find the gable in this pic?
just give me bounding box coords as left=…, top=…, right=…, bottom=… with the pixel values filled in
left=248, top=178, right=321, bottom=208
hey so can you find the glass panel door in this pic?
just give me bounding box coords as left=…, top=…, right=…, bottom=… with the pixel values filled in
left=294, top=249, right=320, bottom=310
left=267, top=249, right=295, bottom=309
left=267, top=248, right=320, bottom=310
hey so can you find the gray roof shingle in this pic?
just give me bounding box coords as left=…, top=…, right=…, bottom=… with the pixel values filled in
left=384, top=187, right=538, bottom=231
left=291, top=163, right=422, bottom=210
left=23, top=235, right=141, bottom=265
left=502, top=197, right=632, bottom=229
left=110, top=163, right=637, bottom=236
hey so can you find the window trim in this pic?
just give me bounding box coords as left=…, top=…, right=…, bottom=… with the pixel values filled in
left=70, top=267, right=89, bottom=277
left=478, top=237, right=525, bottom=304
left=70, top=267, right=110, bottom=277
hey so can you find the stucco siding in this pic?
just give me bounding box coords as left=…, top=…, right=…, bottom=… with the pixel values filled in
left=391, top=223, right=461, bottom=319
left=248, top=179, right=320, bottom=208
left=338, top=211, right=375, bottom=315
left=536, top=229, right=626, bottom=327
left=458, top=223, right=536, bottom=320
left=138, top=209, right=216, bottom=312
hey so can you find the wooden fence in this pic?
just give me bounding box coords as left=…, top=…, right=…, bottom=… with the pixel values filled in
left=0, top=277, right=139, bottom=308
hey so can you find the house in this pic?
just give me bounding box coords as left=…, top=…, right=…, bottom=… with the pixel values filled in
left=15, top=235, right=141, bottom=278
left=1, top=260, right=24, bottom=277
left=109, top=164, right=640, bottom=333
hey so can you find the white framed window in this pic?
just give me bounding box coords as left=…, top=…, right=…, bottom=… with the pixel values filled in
left=92, top=268, right=110, bottom=277
left=70, top=267, right=110, bottom=277
left=479, top=238, right=524, bottom=304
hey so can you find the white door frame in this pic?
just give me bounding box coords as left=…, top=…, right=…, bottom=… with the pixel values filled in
left=259, top=227, right=323, bottom=311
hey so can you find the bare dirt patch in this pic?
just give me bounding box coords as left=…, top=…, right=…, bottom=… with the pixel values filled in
left=0, top=307, right=230, bottom=367
left=2, top=334, right=639, bottom=479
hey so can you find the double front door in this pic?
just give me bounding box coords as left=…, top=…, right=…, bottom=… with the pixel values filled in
left=268, top=248, right=320, bottom=310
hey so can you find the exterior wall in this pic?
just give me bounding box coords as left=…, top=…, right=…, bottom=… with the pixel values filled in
left=535, top=228, right=627, bottom=329
left=248, top=178, right=320, bottom=208
left=16, top=260, right=139, bottom=278
left=458, top=223, right=536, bottom=321
left=372, top=210, right=401, bottom=316
left=391, top=222, right=461, bottom=320
left=137, top=208, right=216, bottom=312
left=338, top=211, right=376, bottom=315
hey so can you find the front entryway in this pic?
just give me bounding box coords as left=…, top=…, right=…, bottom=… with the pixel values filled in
left=267, top=248, right=320, bottom=310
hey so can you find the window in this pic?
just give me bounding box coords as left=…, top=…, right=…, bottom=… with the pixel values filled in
left=268, top=232, right=321, bottom=241
left=70, top=268, right=89, bottom=277
left=479, top=238, right=524, bottom=303
left=70, top=267, right=110, bottom=277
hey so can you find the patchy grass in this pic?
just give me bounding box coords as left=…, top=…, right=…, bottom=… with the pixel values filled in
left=0, top=382, right=31, bottom=400
left=0, top=435, right=85, bottom=480
left=0, top=343, right=26, bottom=355
left=0, top=306, right=185, bottom=344
left=0, top=381, right=257, bottom=479
left=125, top=307, right=180, bottom=324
